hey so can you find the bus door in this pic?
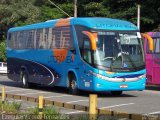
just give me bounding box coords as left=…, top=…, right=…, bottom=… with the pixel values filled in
left=77, top=31, right=97, bottom=89
left=74, top=34, right=92, bottom=83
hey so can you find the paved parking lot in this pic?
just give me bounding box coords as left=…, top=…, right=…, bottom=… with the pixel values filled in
left=0, top=75, right=160, bottom=117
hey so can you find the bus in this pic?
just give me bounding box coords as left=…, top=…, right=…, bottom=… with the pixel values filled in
left=142, top=32, right=160, bottom=85
left=7, top=17, right=153, bottom=95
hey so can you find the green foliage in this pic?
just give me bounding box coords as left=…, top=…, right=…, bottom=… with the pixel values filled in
left=38, top=1, right=74, bottom=21
left=0, top=100, right=21, bottom=113
left=0, top=0, right=40, bottom=25
left=0, top=40, right=6, bottom=62
left=25, top=106, right=69, bottom=120
left=83, top=2, right=110, bottom=17
left=0, top=0, right=40, bottom=41
left=28, top=106, right=60, bottom=115
left=0, top=0, right=160, bottom=44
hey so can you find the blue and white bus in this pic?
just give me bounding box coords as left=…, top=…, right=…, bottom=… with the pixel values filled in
left=7, top=17, right=149, bottom=95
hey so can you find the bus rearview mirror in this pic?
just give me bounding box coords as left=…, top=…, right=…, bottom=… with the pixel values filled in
left=141, top=33, right=154, bottom=51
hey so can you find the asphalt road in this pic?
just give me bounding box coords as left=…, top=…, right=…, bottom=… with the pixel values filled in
left=0, top=75, right=160, bottom=116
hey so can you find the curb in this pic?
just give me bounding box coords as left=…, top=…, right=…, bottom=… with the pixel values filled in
left=0, top=93, right=159, bottom=120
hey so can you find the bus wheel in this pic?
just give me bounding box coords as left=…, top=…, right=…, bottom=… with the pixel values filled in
left=69, top=75, right=79, bottom=95
left=111, top=91, right=123, bottom=96
left=21, top=72, right=29, bottom=88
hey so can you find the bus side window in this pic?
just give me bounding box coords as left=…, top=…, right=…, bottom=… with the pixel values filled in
left=48, top=28, right=53, bottom=49
left=12, top=32, right=18, bottom=49
left=26, top=30, right=34, bottom=49
left=7, top=33, right=12, bottom=48
left=83, top=37, right=92, bottom=64
left=38, top=29, right=43, bottom=49
left=69, top=27, right=75, bottom=53
left=74, top=25, right=90, bottom=57
left=154, top=38, right=160, bottom=53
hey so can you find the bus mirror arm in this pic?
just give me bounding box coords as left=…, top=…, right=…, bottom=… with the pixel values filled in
left=141, top=33, right=154, bottom=51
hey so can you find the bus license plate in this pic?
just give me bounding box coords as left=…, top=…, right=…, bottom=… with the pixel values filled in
left=120, top=84, right=128, bottom=88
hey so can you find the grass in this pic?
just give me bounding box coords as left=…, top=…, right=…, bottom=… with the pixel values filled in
left=0, top=99, right=69, bottom=120
left=24, top=106, right=70, bottom=120
left=0, top=100, right=21, bottom=114
left=0, top=99, right=122, bottom=120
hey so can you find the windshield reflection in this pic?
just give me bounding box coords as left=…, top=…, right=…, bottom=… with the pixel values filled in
left=93, top=31, right=144, bottom=71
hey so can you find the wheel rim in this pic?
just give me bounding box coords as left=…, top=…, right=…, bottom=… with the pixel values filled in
left=22, top=75, right=26, bottom=85
left=71, top=80, right=76, bottom=90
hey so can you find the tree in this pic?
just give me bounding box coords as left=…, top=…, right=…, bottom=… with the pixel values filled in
left=101, top=0, right=160, bottom=32
left=0, top=0, right=160, bottom=39
left=0, top=41, right=6, bottom=62
left=34, top=0, right=74, bottom=21
left=0, top=0, right=40, bottom=40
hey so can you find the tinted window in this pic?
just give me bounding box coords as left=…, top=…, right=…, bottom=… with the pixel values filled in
left=8, top=26, right=74, bottom=50
left=147, top=38, right=160, bottom=54
left=154, top=38, right=160, bottom=53
left=83, top=37, right=92, bottom=64
left=3, top=63, right=7, bottom=67
left=51, top=26, right=73, bottom=49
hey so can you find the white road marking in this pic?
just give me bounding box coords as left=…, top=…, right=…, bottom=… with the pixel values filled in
left=5, top=89, right=30, bottom=93
left=146, top=111, right=160, bottom=115
left=44, top=95, right=72, bottom=99
left=18, top=92, right=46, bottom=95
left=65, top=111, right=85, bottom=114
left=8, top=100, right=23, bottom=103
left=99, top=103, right=135, bottom=109
left=27, top=106, right=36, bottom=109
left=66, top=99, right=88, bottom=103
left=66, top=99, right=101, bottom=103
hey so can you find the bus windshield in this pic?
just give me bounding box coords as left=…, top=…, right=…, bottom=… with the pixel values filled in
left=93, top=31, right=145, bottom=72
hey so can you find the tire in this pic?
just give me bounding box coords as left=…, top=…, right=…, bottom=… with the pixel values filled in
left=111, top=91, right=123, bottom=96
left=69, top=75, right=79, bottom=95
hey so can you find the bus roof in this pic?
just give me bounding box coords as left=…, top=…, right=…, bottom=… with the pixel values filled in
left=8, top=17, right=138, bottom=32
left=73, top=17, right=137, bottom=30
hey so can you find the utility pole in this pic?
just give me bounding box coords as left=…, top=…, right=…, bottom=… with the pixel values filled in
left=74, top=0, right=77, bottom=17
left=137, top=4, right=140, bottom=30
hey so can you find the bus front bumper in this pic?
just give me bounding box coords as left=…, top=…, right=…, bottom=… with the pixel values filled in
left=89, top=76, right=146, bottom=92
left=83, top=77, right=146, bottom=92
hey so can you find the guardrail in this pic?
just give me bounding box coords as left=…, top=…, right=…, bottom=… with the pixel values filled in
left=0, top=86, right=159, bottom=120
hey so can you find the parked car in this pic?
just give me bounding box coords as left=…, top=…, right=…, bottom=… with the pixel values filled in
left=0, top=62, right=7, bottom=74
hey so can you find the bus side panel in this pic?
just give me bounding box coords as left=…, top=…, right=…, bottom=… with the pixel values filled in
left=152, top=54, right=160, bottom=84
left=7, top=58, right=21, bottom=82
left=145, top=47, right=154, bottom=84
left=145, top=57, right=153, bottom=84
left=7, top=57, right=61, bottom=86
